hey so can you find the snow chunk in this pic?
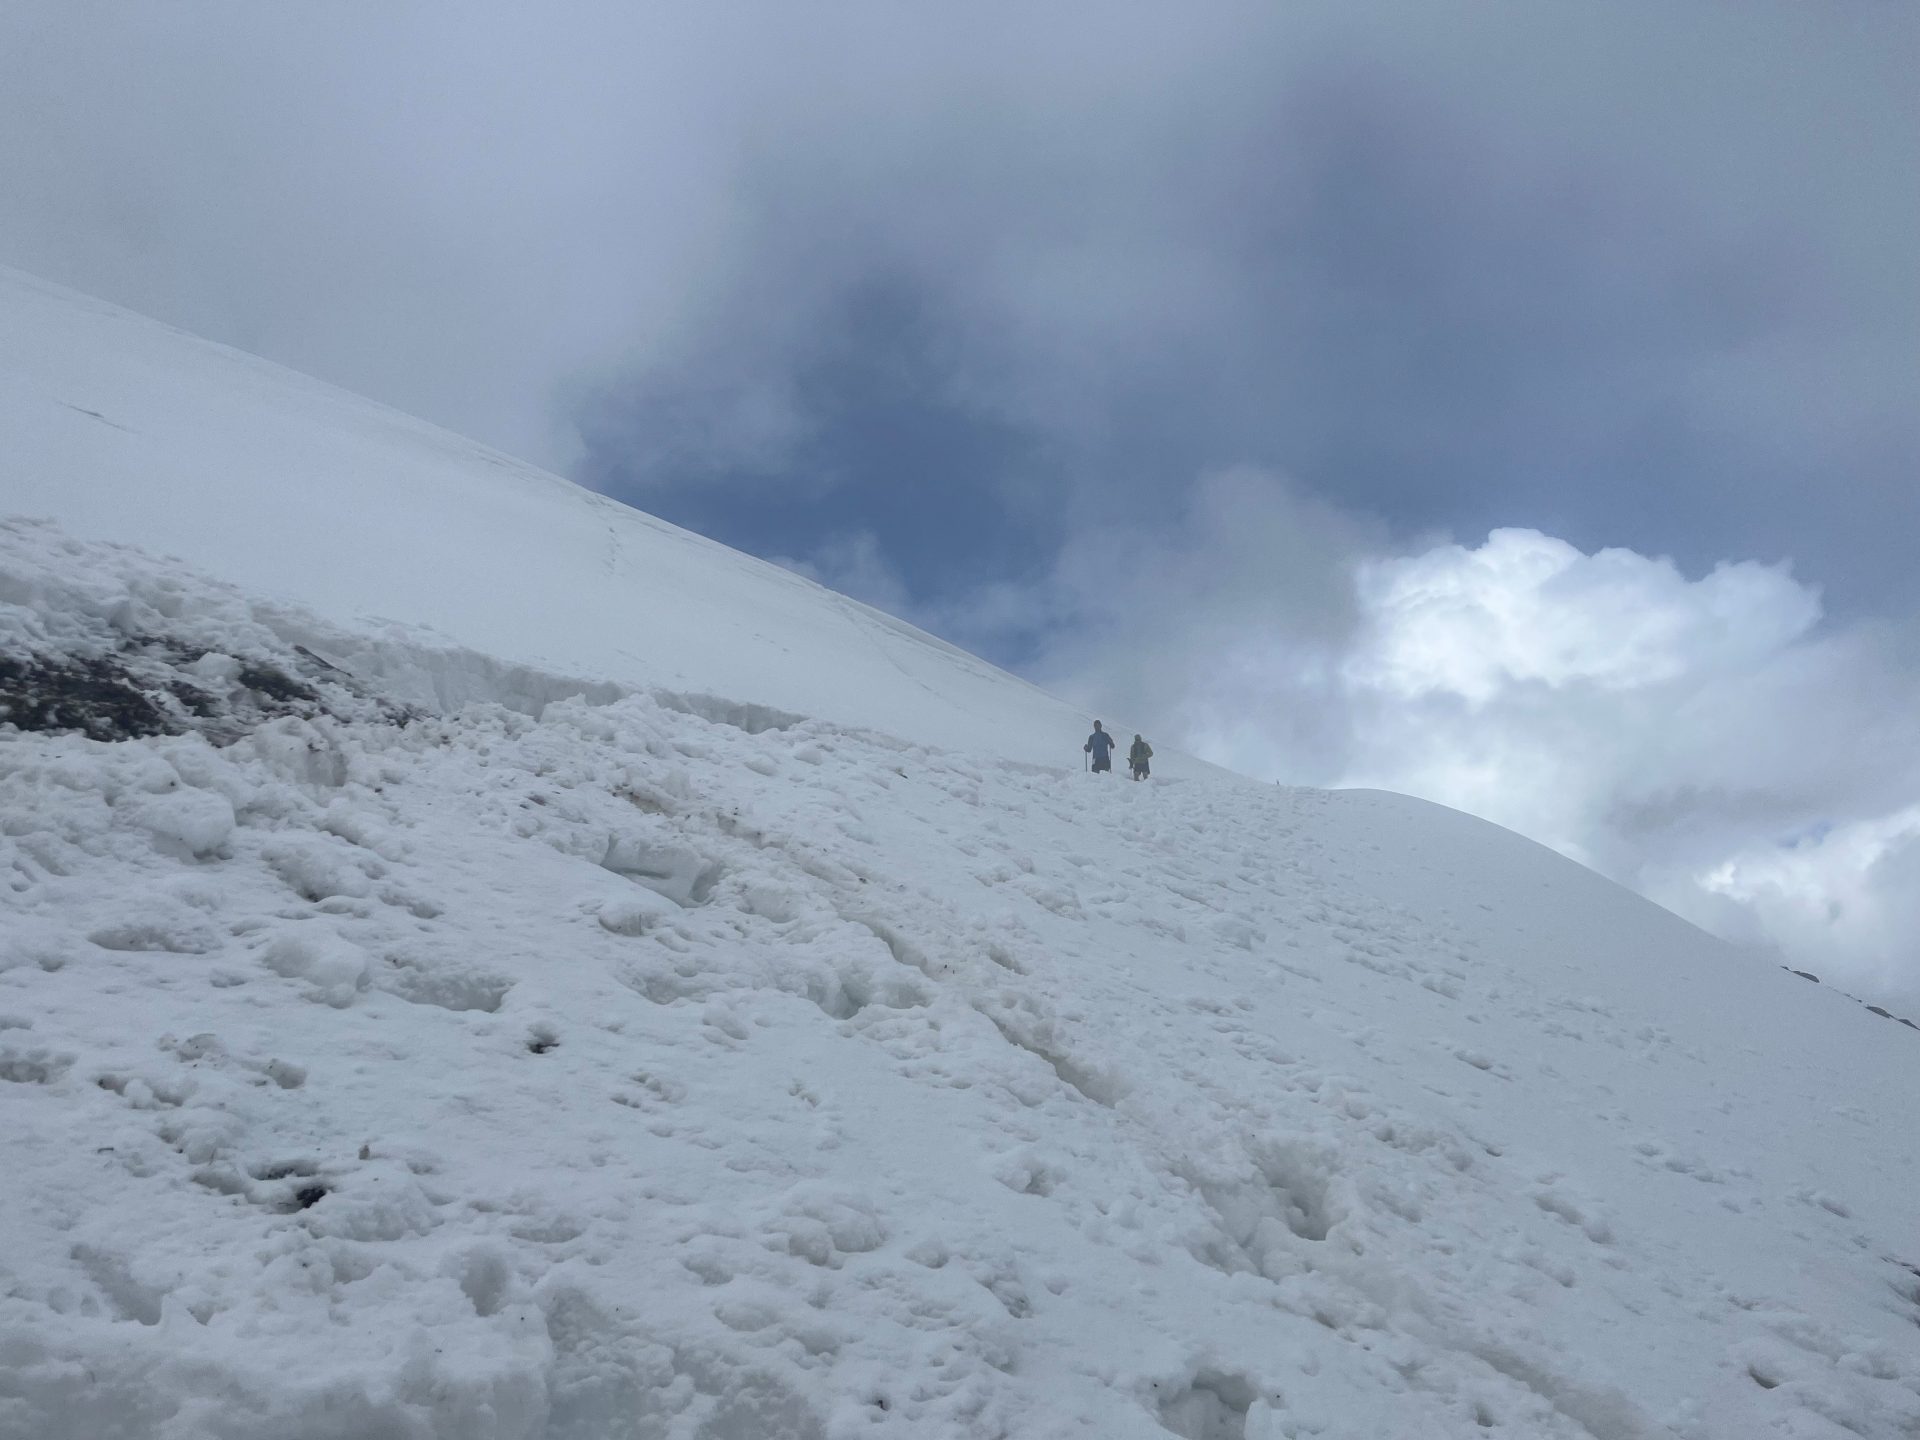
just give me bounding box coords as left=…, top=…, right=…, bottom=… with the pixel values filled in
left=599, top=831, right=721, bottom=907
left=263, top=836, right=379, bottom=902
left=261, top=928, right=370, bottom=1006
left=597, top=889, right=677, bottom=936
left=127, top=786, right=235, bottom=858
left=87, top=891, right=223, bottom=954
left=769, top=1186, right=889, bottom=1267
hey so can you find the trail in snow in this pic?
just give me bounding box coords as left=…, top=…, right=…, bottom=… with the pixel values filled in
left=3, top=521, right=1917, bottom=1440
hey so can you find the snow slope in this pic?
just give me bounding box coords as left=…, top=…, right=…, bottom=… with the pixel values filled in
left=0, top=266, right=1135, bottom=773
left=1, top=273, right=1918, bottom=1439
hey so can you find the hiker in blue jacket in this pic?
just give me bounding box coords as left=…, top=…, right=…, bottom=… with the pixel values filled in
left=1084, top=720, right=1116, bottom=774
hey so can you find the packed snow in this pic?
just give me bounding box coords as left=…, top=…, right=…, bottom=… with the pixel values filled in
left=2, top=271, right=1918, bottom=1438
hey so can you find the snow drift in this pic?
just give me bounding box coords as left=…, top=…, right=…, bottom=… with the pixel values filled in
left=2, top=270, right=1918, bottom=1439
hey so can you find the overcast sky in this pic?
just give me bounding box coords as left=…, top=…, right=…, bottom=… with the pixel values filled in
left=3, top=2, right=1916, bottom=999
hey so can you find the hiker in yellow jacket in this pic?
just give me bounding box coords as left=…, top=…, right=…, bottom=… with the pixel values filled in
left=1128, top=734, right=1152, bottom=781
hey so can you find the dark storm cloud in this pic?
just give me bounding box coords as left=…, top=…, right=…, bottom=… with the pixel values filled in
left=574, top=275, right=1060, bottom=598
left=538, top=2, right=1916, bottom=616
left=3, top=4, right=1907, bottom=609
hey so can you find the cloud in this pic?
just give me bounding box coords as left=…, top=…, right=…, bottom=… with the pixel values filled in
left=1697, top=810, right=1920, bottom=999
left=1348, top=531, right=1819, bottom=703
left=0, top=6, right=778, bottom=463
left=4, top=2, right=1911, bottom=608
left=771, top=531, right=913, bottom=618
left=1038, top=504, right=1920, bottom=1001
left=559, top=0, right=1917, bottom=614
left=1008, top=468, right=1377, bottom=775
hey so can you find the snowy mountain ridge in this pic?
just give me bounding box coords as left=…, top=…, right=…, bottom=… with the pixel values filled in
left=0, top=265, right=1154, bottom=775
left=1, top=272, right=1918, bottom=1439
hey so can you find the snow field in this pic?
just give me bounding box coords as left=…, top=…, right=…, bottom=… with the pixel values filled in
left=3, top=525, right=1918, bottom=1439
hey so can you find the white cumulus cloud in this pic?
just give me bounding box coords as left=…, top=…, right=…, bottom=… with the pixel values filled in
left=1348, top=530, right=1818, bottom=703
left=1019, top=481, right=1920, bottom=1004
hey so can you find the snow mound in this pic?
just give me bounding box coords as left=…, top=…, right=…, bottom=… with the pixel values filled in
left=3, top=523, right=1918, bottom=1439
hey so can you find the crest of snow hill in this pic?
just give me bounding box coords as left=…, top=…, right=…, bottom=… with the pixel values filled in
left=2, top=275, right=1919, bottom=1439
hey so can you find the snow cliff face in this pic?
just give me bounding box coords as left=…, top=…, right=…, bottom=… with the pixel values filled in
left=1, top=275, right=1918, bottom=1439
